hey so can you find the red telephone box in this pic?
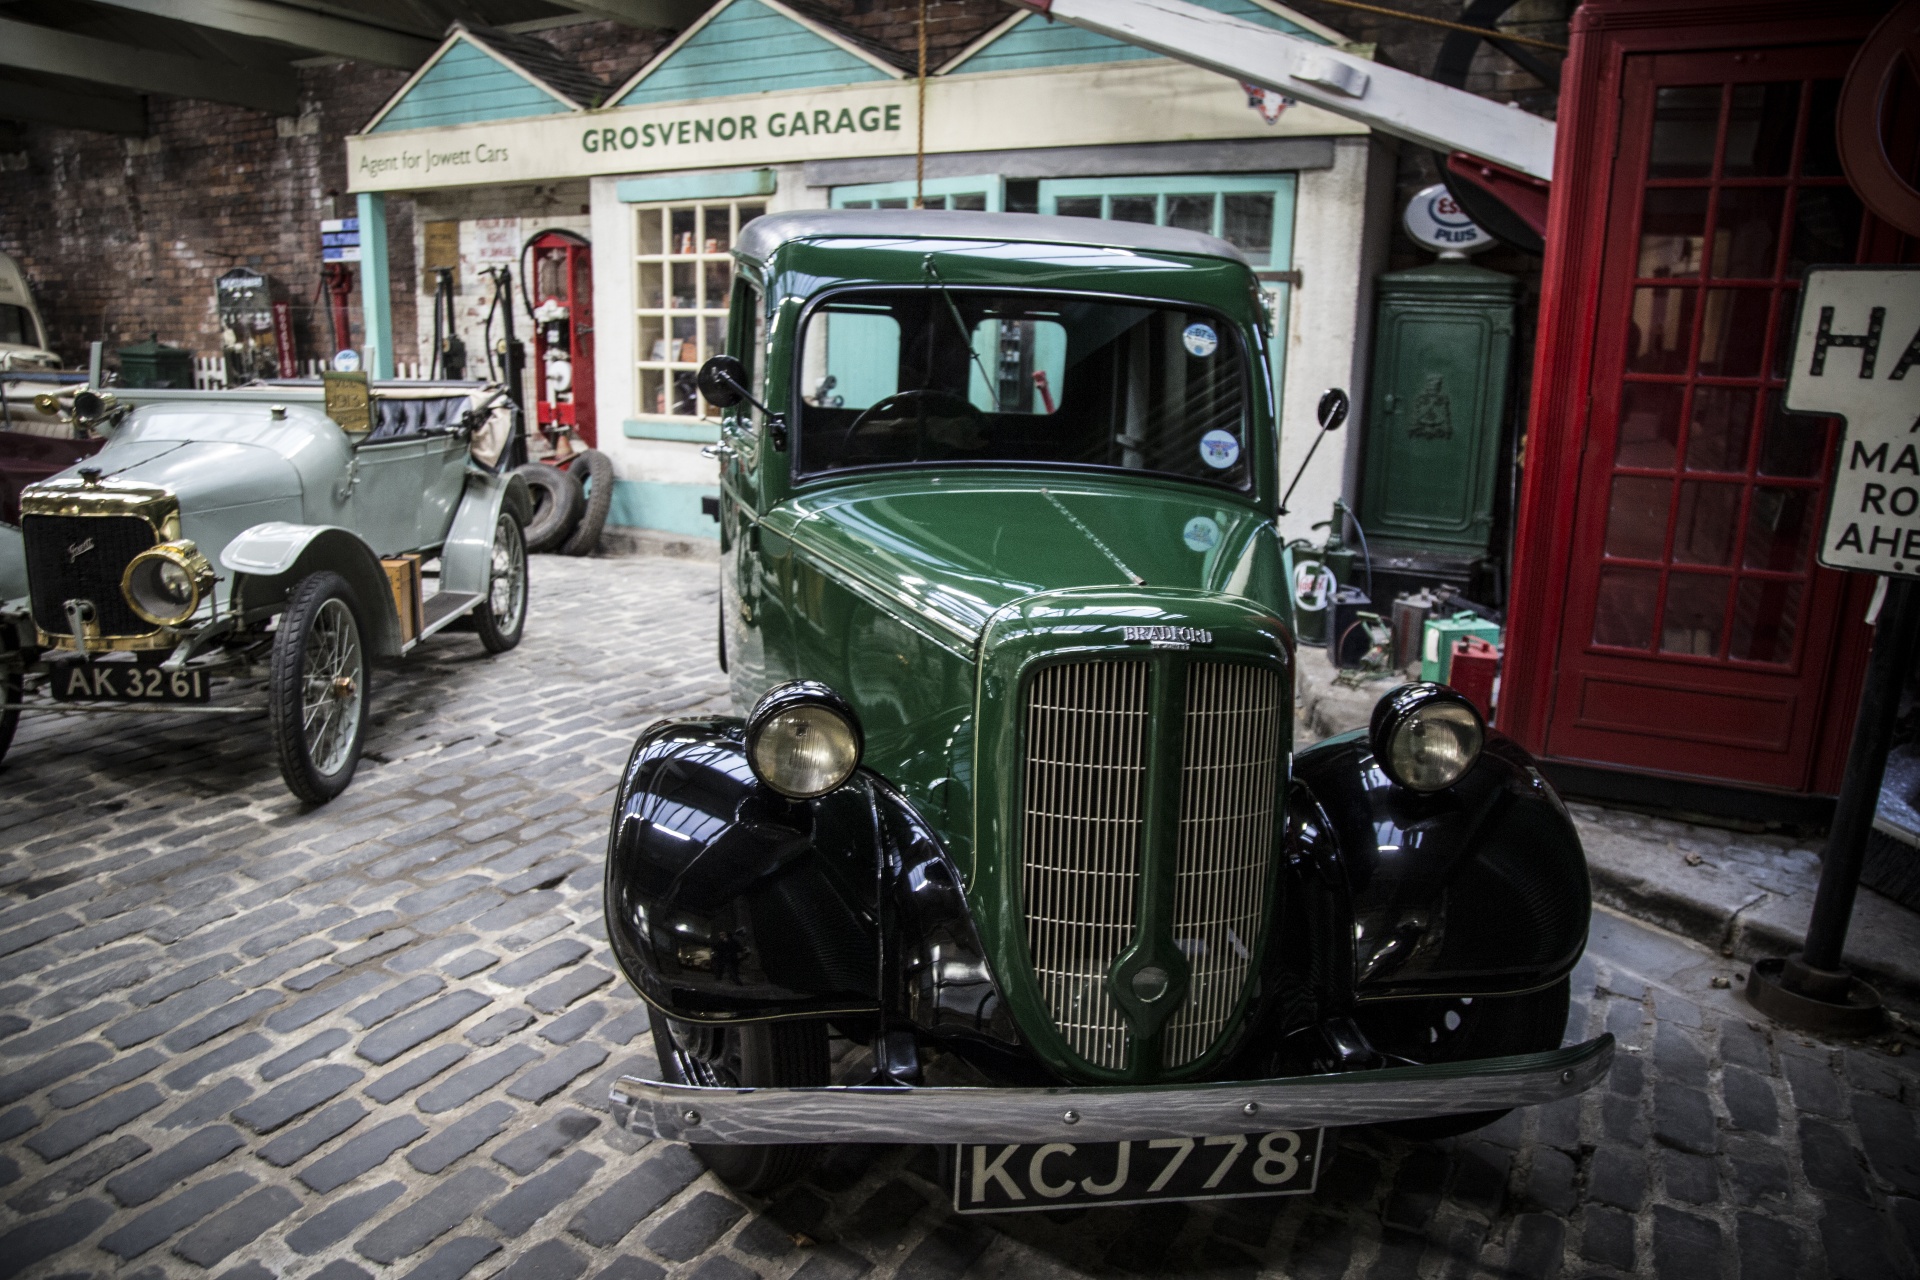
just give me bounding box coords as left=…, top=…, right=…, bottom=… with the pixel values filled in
left=1502, top=0, right=1915, bottom=816
left=527, top=230, right=596, bottom=449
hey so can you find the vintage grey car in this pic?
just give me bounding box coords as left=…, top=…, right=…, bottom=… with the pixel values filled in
left=0, top=380, right=530, bottom=802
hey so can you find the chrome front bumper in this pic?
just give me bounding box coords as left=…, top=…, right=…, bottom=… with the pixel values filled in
left=610, top=1035, right=1613, bottom=1145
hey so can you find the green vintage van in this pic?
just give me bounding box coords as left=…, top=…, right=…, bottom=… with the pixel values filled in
left=603, top=210, right=1607, bottom=1210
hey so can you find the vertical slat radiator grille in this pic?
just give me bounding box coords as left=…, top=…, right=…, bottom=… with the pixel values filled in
left=1164, top=663, right=1284, bottom=1067
left=1021, top=661, right=1148, bottom=1070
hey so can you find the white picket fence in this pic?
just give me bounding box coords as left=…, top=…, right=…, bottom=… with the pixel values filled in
left=192, top=356, right=430, bottom=389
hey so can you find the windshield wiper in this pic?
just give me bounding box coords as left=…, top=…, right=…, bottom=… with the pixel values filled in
left=922, top=254, right=1001, bottom=412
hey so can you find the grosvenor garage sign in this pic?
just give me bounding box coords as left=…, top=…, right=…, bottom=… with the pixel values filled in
left=345, top=60, right=1366, bottom=192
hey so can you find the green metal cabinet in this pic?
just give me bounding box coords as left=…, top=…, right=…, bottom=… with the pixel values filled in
left=1358, top=263, right=1517, bottom=559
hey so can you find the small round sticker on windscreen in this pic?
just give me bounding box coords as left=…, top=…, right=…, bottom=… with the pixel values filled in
left=1182, top=323, right=1219, bottom=358
left=1198, top=429, right=1240, bottom=469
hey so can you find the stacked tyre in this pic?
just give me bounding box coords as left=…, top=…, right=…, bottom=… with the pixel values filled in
left=513, top=449, right=612, bottom=555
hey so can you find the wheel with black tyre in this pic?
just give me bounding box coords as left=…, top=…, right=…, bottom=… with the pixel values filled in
left=269, top=572, right=370, bottom=805
left=1354, top=977, right=1571, bottom=1140
left=560, top=448, right=613, bottom=557
left=474, top=513, right=528, bottom=654
left=515, top=463, right=584, bottom=553
left=650, top=1016, right=829, bottom=1194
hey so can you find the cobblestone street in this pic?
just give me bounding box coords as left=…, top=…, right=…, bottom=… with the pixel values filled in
left=0, top=553, right=1915, bottom=1280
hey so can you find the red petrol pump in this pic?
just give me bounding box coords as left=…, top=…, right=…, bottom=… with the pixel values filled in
left=521, top=230, right=596, bottom=452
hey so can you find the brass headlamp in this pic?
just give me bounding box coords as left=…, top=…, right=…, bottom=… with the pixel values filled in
left=121, top=540, right=214, bottom=628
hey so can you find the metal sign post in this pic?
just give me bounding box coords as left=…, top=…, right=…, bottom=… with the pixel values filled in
left=1747, top=266, right=1920, bottom=1036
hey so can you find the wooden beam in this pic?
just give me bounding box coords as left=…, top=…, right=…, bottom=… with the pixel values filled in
left=1006, top=0, right=1556, bottom=181
left=76, top=0, right=435, bottom=68
left=0, top=78, right=148, bottom=135
left=0, top=17, right=298, bottom=115
left=544, top=0, right=709, bottom=30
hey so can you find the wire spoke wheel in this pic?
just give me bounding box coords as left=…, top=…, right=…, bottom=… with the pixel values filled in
left=269, top=571, right=370, bottom=804
left=475, top=513, right=528, bottom=654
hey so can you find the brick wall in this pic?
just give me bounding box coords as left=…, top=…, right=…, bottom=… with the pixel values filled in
left=0, top=18, right=665, bottom=373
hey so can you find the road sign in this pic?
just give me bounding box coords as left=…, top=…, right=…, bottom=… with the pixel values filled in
left=1785, top=266, right=1920, bottom=577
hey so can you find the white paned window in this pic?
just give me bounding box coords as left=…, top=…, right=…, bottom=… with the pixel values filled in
left=634, top=200, right=764, bottom=418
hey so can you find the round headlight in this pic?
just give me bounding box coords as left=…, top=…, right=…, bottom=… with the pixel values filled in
left=122, top=543, right=209, bottom=627
left=1369, top=683, right=1484, bottom=793
left=745, top=682, right=862, bottom=799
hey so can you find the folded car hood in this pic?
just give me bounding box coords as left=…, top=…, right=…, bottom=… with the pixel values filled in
left=781, top=474, right=1273, bottom=645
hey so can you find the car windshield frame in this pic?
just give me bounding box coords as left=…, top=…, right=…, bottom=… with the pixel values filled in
left=787, top=284, right=1256, bottom=494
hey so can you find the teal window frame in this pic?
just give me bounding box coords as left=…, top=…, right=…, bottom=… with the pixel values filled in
left=831, top=174, right=1005, bottom=211
left=1039, top=173, right=1296, bottom=411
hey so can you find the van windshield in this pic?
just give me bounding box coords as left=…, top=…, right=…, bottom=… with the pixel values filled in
left=0, top=304, right=38, bottom=347
left=792, top=288, right=1251, bottom=490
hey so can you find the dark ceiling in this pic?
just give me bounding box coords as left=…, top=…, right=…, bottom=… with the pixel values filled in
left=0, top=0, right=709, bottom=135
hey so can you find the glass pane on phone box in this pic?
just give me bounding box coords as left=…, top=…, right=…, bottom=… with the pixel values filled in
left=1802, top=81, right=1844, bottom=176
left=1627, top=288, right=1696, bottom=374
left=1758, top=391, right=1825, bottom=477
left=1744, top=487, right=1816, bottom=571
left=1057, top=196, right=1102, bottom=219
left=1606, top=475, right=1672, bottom=560
left=638, top=210, right=665, bottom=255
left=1661, top=572, right=1729, bottom=655
left=1730, top=577, right=1802, bottom=663
left=1166, top=194, right=1213, bottom=234
left=1789, top=186, right=1864, bottom=276
left=1649, top=85, right=1720, bottom=178
left=1710, top=188, right=1785, bottom=279
left=1111, top=196, right=1157, bottom=224
left=1594, top=567, right=1659, bottom=648
left=1686, top=385, right=1754, bottom=472
left=805, top=310, right=901, bottom=408
left=970, top=318, right=1068, bottom=413
left=671, top=207, right=697, bottom=254
left=1639, top=188, right=1708, bottom=278
left=1617, top=381, right=1683, bottom=467
left=1723, top=82, right=1800, bottom=177
left=1673, top=481, right=1739, bottom=565
left=1696, top=288, right=1770, bottom=378
left=1223, top=193, right=1275, bottom=261
left=701, top=205, right=732, bottom=253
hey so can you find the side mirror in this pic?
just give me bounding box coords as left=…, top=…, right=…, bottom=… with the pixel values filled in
left=1317, top=387, right=1349, bottom=432
left=696, top=355, right=749, bottom=410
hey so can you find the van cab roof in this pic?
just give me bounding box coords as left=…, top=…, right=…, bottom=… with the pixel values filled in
left=735, top=208, right=1251, bottom=268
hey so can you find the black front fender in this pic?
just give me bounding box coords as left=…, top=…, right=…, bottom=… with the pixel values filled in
left=604, top=717, right=882, bottom=1022
left=603, top=717, right=1024, bottom=1061
left=1293, top=730, right=1591, bottom=1002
